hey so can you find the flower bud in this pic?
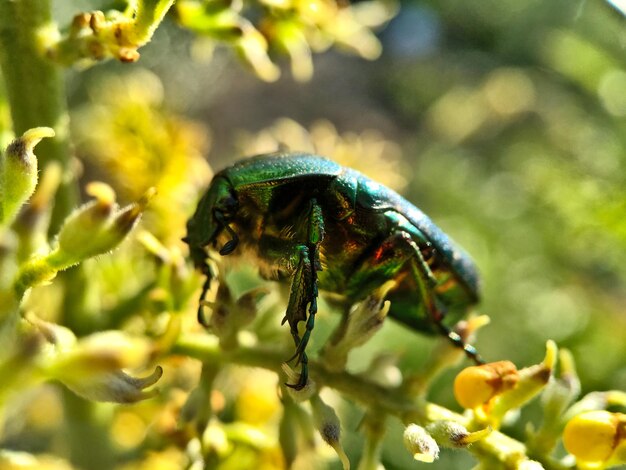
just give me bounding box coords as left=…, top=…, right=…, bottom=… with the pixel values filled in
left=1, top=127, right=54, bottom=226
left=236, top=23, right=280, bottom=82
left=541, top=349, right=580, bottom=418
left=13, top=163, right=63, bottom=259
left=563, top=411, right=626, bottom=465
left=454, top=361, right=519, bottom=410
left=204, top=279, right=267, bottom=350
left=279, top=400, right=301, bottom=467
left=403, top=424, right=439, bottom=462
left=455, top=342, right=556, bottom=426
left=273, top=21, right=313, bottom=82
left=62, top=367, right=162, bottom=403
left=321, top=281, right=393, bottom=372
left=425, top=420, right=491, bottom=448
left=487, top=342, right=555, bottom=421
left=49, top=331, right=153, bottom=375
left=46, top=330, right=162, bottom=403
left=53, top=184, right=154, bottom=265
left=310, top=394, right=349, bottom=470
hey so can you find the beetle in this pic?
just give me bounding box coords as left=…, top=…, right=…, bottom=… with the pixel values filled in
left=185, top=152, right=482, bottom=390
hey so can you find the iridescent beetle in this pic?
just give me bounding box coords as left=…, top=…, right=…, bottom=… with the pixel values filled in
left=185, top=152, right=482, bottom=389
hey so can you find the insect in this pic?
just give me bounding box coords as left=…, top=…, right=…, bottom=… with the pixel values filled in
left=185, top=152, right=482, bottom=390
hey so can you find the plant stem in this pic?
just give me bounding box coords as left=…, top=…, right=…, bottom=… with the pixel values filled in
left=61, top=388, right=116, bottom=470
left=173, top=335, right=538, bottom=468
left=0, top=0, right=77, bottom=231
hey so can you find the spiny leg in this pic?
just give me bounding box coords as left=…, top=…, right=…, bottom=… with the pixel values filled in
left=406, top=238, right=484, bottom=364
left=345, top=229, right=483, bottom=365
left=284, top=199, right=324, bottom=390
left=284, top=248, right=315, bottom=391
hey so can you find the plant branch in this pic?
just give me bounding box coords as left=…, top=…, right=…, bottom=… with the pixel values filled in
left=173, top=334, right=550, bottom=469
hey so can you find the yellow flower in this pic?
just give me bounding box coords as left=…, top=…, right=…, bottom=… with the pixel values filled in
left=72, top=70, right=212, bottom=244
left=454, top=341, right=556, bottom=427
left=563, top=411, right=626, bottom=468
left=454, top=360, right=519, bottom=411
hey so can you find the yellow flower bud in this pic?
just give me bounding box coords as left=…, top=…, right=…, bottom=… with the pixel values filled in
left=563, top=410, right=623, bottom=464
left=454, top=361, right=519, bottom=410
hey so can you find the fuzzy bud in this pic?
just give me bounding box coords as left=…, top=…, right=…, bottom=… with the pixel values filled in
left=0, top=127, right=54, bottom=226
left=426, top=420, right=491, bottom=448
left=321, top=281, right=393, bottom=372
left=310, top=394, right=349, bottom=470
left=54, top=184, right=154, bottom=264
left=46, top=330, right=161, bottom=403
left=403, top=424, right=439, bottom=462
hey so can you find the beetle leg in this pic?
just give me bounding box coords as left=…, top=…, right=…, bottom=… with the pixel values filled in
left=347, top=231, right=482, bottom=364
left=284, top=199, right=325, bottom=390
left=197, top=260, right=214, bottom=327
left=405, top=236, right=484, bottom=364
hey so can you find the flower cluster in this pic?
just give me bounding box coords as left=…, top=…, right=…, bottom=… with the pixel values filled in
left=176, top=0, right=397, bottom=81
left=0, top=129, right=159, bottom=408
left=452, top=342, right=626, bottom=469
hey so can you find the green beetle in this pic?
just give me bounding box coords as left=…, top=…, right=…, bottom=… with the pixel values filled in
left=185, top=152, right=482, bottom=389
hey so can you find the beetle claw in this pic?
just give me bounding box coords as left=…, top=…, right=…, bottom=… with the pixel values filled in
left=284, top=380, right=306, bottom=391
left=285, top=358, right=308, bottom=390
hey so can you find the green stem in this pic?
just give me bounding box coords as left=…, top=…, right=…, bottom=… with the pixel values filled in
left=357, top=411, right=387, bottom=470
left=61, top=388, right=115, bottom=470
left=0, top=0, right=77, bottom=231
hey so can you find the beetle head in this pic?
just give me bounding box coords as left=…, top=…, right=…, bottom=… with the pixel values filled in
left=184, top=176, right=240, bottom=270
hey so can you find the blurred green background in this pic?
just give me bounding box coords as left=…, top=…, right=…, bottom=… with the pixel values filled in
left=2, top=0, right=626, bottom=468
